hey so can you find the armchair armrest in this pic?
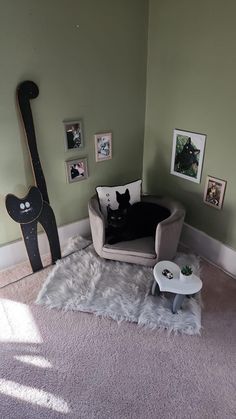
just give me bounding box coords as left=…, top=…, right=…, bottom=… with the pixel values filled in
left=142, top=195, right=185, bottom=261
left=88, top=195, right=106, bottom=256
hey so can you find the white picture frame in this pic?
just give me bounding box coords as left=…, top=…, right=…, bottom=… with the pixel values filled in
left=170, top=128, right=206, bottom=183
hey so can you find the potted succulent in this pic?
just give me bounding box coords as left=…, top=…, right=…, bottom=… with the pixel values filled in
left=180, top=265, right=193, bottom=281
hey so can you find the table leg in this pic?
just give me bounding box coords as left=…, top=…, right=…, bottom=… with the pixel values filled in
left=151, top=280, right=161, bottom=296
left=172, top=294, right=186, bottom=314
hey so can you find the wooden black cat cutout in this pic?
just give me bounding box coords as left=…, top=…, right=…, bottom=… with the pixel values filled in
left=17, top=81, right=50, bottom=203
left=6, top=187, right=61, bottom=272
left=5, top=80, right=61, bottom=272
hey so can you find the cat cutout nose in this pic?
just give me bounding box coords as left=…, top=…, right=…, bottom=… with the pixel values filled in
left=20, top=203, right=25, bottom=210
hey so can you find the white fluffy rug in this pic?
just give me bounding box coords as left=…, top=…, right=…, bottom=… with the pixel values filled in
left=36, top=237, right=202, bottom=335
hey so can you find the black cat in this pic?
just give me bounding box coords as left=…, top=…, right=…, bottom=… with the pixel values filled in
left=106, top=202, right=170, bottom=245
left=116, top=189, right=131, bottom=210
left=175, top=137, right=200, bottom=172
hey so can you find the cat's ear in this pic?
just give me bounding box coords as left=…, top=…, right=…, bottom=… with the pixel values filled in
left=116, top=191, right=121, bottom=202
left=187, top=137, right=191, bottom=144
left=124, top=189, right=130, bottom=199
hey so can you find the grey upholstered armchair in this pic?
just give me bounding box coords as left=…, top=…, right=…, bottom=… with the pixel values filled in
left=88, top=194, right=185, bottom=267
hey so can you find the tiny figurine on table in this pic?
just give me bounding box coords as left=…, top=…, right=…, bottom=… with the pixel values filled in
left=162, top=269, right=173, bottom=279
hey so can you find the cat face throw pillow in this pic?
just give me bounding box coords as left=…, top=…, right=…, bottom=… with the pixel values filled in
left=96, top=179, right=141, bottom=218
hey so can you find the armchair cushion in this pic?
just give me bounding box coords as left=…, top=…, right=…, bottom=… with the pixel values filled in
left=104, top=236, right=156, bottom=259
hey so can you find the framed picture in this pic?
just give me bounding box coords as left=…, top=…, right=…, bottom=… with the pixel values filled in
left=65, top=157, right=88, bottom=183
left=64, top=120, right=84, bottom=150
left=94, top=132, right=112, bottom=162
left=170, top=128, right=206, bottom=183
left=203, top=176, right=227, bottom=210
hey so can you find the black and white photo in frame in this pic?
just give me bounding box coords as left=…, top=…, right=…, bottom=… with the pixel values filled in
left=203, top=176, right=227, bottom=210
left=94, top=132, right=112, bottom=162
left=64, top=120, right=84, bottom=150
left=65, top=157, right=88, bottom=183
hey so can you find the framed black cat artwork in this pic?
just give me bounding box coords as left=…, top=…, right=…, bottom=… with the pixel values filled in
left=170, top=128, right=206, bottom=183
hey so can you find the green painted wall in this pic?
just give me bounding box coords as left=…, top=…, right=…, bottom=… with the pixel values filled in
left=143, top=0, right=236, bottom=249
left=2, top=0, right=235, bottom=252
left=0, top=0, right=148, bottom=246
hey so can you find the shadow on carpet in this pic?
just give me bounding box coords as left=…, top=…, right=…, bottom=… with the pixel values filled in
left=36, top=237, right=202, bottom=335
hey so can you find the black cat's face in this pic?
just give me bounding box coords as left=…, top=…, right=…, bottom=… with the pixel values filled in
left=182, top=138, right=200, bottom=159
left=5, top=186, right=43, bottom=224
left=107, top=207, right=127, bottom=230
left=116, top=189, right=131, bottom=210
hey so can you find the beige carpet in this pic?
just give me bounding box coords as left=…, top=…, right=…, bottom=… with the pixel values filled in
left=0, top=254, right=236, bottom=418
left=0, top=255, right=51, bottom=288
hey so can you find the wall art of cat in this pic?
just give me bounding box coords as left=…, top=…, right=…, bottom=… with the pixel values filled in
left=175, top=137, right=200, bottom=175
left=171, top=129, right=206, bottom=184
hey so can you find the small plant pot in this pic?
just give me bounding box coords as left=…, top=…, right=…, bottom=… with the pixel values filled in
left=179, top=272, right=192, bottom=281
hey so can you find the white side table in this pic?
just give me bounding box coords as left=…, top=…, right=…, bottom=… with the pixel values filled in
left=152, top=260, right=202, bottom=314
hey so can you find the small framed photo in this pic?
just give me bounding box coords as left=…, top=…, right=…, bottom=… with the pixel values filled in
left=170, top=128, right=206, bottom=183
left=94, top=132, right=112, bottom=162
left=64, top=120, right=84, bottom=150
left=203, top=176, right=227, bottom=210
left=65, top=158, right=88, bottom=183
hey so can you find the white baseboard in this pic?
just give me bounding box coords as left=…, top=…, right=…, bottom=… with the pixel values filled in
left=0, top=218, right=90, bottom=270
left=1, top=218, right=235, bottom=279
left=181, top=223, right=236, bottom=279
